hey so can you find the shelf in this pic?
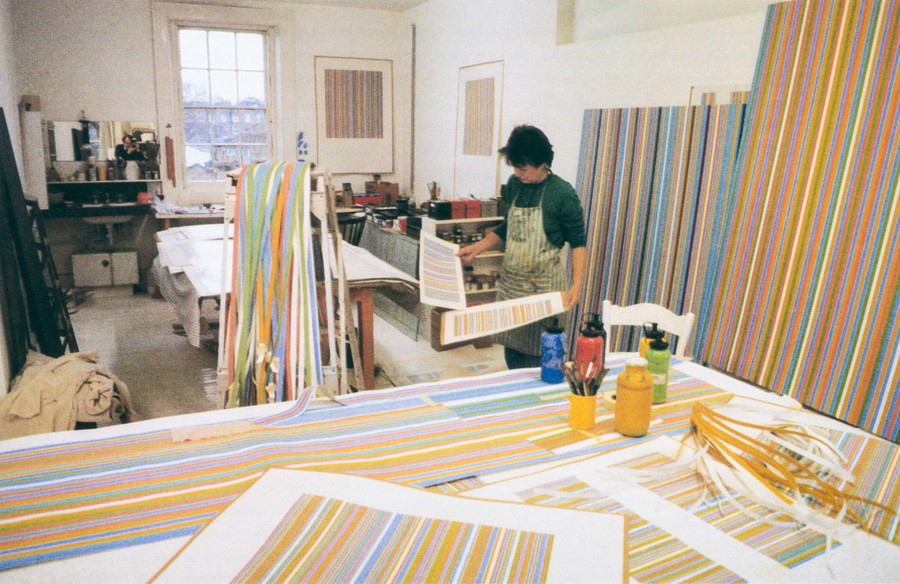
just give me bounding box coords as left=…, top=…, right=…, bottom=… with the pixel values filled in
left=465, top=288, right=498, bottom=295
left=48, top=179, right=162, bottom=186
left=476, top=251, right=504, bottom=259
left=424, top=216, right=503, bottom=224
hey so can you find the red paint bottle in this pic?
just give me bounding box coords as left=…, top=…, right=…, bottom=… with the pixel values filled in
left=575, top=313, right=606, bottom=380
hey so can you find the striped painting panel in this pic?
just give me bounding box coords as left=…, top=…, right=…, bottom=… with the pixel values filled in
left=462, top=77, right=495, bottom=156
left=324, top=69, right=384, bottom=139
left=700, top=0, right=900, bottom=441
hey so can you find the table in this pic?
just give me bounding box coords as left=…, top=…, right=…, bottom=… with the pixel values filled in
left=153, top=224, right=416, bottom=389
left=1, top=355, right=898, bottom=582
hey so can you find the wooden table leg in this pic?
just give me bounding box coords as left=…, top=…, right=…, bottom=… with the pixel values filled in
left=349, top=286, right=375, bottom=390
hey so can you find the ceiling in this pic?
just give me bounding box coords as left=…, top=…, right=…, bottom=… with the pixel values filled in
left=272, top=0, right=429, bottom=11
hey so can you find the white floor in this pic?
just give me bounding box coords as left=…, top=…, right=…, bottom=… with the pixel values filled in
left=68, top=286, right=506, bottom=421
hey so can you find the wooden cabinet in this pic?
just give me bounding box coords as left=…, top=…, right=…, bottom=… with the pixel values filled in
left=72, top=251, right=139, bottom=287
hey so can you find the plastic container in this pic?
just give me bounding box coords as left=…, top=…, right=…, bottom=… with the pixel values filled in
left=639, top=322, right=663, bottom=358
left=614, top=357, right=653, bottom=437
left=645, top=338, right=670, bottom=404
left=540, top=319, right=566, bottom=383
left=575, top=313, right=606, bottom=379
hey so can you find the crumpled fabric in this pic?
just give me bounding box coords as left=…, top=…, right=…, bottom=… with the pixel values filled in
left=0, top=351, right=135, bottom=440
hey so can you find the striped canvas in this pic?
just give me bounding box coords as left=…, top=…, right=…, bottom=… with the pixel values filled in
left=462, top=77, right=495, bottom=156
left=324, top=69, right=384, bottom=139
left=701, top=0, right=900, bottom=441
left=224, top=162, right=321, bottom=407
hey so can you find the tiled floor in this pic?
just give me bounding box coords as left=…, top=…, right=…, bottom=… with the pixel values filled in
left=69, top=287, right=506, bottom=421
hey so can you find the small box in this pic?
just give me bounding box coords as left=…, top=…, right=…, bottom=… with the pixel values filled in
left=426, top=200, right=452, bottom=220
left=480, top=199, right=498, bottom=217
left=364, top=181, right=400, bottom=206
left=449, top=199, right=466, bottom=219
left=353, top=193, right=382, bottom=206
left=463, top=199, right=481, bottom=218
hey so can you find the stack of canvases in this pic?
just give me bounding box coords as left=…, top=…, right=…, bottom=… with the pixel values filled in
left=223, top=162, right=322, bottom=407
left=573, top=0, right=899, bottom=442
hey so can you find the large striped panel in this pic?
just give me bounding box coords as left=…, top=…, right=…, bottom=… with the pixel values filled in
left=224, top=162, right=321, bottom=407
left=701, top=0, right=900, bottom=441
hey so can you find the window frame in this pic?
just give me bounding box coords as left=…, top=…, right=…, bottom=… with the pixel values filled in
left=152, top=2, right=296, bottom=206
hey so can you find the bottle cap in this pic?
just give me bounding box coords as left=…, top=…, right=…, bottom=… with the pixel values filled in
left=626, top=357, right=648, bottom=368
left=643, top=322, right=663, bottom=340
left=649, top=338, right=668, bottom=351
left=580, top=312, right=603, bottom=337
left=546, top=318, right=564, bottom=334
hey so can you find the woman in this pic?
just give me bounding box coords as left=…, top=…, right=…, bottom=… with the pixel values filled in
left=458, top=125, right=586, bottom=369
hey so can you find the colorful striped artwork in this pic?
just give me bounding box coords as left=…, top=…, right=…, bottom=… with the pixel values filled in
left=156, top=469, right=622, bottom=583
left=700, top=0, right=900, bottom=441
left=323, top=68, right=384, bottom=139
left=440, top=292, right=565, bottom=345
left=0, top=355, right=738, bottom=571
left=224, top=162, right=321, bottom=407
left=462, top=77, right=495, bottom=156
left=419, top=231, right=467, bottom=309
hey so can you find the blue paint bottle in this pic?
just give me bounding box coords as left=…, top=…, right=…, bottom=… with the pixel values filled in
left=541, top=318, right=566, bottom=383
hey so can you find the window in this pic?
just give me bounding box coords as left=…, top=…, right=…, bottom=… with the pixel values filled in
left=152, top=2, right=296, bottom=205
left=179, top=28, right=269, bottom=182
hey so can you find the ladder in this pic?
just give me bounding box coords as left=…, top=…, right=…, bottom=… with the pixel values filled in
left=24, top=200, right=79, bottom=353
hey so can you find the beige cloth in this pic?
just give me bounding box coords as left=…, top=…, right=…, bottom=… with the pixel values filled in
left=0, top=352, right=135, bottom=440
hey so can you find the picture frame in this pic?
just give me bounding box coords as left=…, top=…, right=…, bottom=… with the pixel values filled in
left=314, top=56, right=393, bottom=174
left=453, top=60, right=504, bottom=199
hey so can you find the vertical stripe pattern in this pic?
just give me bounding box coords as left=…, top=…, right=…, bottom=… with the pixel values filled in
left=324, top=69, right=384, bottom=139
left=462, top=77, right=495, bottom=156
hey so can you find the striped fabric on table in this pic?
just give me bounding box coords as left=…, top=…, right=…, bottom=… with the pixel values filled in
left=225, top=162, right=321, bottom=407
left=0, top=356, right=733, bottom=570
left=700, top=0, right=900, bottom=441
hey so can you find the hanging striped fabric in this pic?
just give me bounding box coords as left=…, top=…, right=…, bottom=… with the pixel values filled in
left=701, top=0, right=900, bottom=442
left=224, top=161, right=322, bottom=407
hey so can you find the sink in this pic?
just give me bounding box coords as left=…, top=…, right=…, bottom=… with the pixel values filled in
left=82, top=215, right=134, bottom=225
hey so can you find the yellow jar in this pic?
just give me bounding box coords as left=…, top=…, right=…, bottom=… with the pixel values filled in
left=614, top=357, right=653, bottom=437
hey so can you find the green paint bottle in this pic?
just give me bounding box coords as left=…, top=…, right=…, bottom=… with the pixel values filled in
left=646, top=338, right=670, bottom=404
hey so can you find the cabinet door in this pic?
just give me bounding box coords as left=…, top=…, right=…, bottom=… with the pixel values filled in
left=73, top=253, right=113, bottom=287
left=111, top=252, right=139, bottom=285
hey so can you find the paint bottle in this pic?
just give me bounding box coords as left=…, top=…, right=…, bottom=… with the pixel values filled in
left=645, top=338, right=670, bottom=404
left=575, top=313, right=606, bottom=380
left=541, top=318, right=566, bottom=384
left=614, top=357, right=653, bottom=437
left=639, top=322, right=662, bottom=358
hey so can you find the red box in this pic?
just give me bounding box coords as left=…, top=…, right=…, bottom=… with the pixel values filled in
left=463, top=199, right=481, bottom=218
left=449, top=199, right=466, bottom=219
left=352, top=194, right=382, bottom=206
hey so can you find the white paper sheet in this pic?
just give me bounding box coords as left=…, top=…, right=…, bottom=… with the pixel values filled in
left=155, top=469, right=625, bottom=583
left=418, top=231, right=467, bottom=309
left=440, top=291, right=566, bottom=344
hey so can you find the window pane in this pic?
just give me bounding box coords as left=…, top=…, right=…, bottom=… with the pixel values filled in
left=236, top=33, right=265, bottom=71
left=242, top=145, right=268, bottom=164
left=210, top=70, right=237, bottom=106
left=208, top=31, right=236, bottom=70
left=185, top=145, right=213, bottom=181
left=242, top=110, right=267, bottom=143
left=238, top=71, right=266, bottom=107
left=182, top=69, right=210, bottom=106
left=184, top=109, right=212, bottom=144
left=179, top=29, right=207, bottom=68
left=213, top=110, right=239, bottom=144
left=213, top=146, right=241, bottom=179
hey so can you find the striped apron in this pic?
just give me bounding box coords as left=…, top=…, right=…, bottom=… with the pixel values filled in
left=493, top=186, right=568, bottom=356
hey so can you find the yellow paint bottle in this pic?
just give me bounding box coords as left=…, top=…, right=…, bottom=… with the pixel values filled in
left=614, top=357, right=653, bottom=437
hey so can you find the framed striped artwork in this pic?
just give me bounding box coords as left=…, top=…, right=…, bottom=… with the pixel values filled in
left=453, top=60, right=504, bottom=199
left=314, top=56, right=393, bottom=173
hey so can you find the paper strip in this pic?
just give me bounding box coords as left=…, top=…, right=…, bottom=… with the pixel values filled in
left=440, top=291, right=565, bottom=344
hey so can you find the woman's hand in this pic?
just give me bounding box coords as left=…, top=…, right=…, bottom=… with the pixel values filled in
left=457, top=245, right=480, bottom=264
left=456, top=231, right=502, bottom=264
left=563, top=285, right=580, bottom=310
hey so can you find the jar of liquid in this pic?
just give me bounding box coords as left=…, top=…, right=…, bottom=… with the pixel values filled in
left=614, top=357, right=653, bottom=437
left=645, top=338, right=670, bottom=405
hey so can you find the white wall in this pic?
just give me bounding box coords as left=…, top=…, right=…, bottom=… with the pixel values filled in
left=404, top=0, right=768, bottom=201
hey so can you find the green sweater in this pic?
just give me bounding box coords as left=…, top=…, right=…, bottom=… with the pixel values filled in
left=493, top=173, right=586, bottom=249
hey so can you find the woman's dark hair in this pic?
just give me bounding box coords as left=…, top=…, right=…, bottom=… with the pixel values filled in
left=498, top=125, right=554, bottom=168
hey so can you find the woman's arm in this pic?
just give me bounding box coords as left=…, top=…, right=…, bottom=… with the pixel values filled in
left=565, top=246, right=586, bottom=310
left=457, top=231, right=502, bottom=263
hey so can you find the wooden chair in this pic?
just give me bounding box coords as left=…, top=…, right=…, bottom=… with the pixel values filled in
left=338, top=212, right=367, bottom=246
left=601, top=300, right=695, bottom=360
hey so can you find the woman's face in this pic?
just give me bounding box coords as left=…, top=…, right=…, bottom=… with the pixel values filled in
left=513, top=164, right=548, bottom=184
